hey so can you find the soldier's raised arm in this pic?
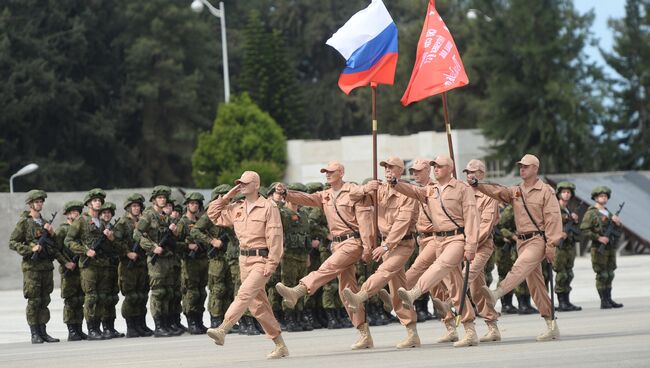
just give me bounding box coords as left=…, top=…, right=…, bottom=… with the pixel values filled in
left=392, top=181, right=429, bottom=203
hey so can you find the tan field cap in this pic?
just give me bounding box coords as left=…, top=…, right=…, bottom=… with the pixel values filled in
left=235, top=171, right=261, bottom=185
left=379, top=156, right=405, bottom=169
left=430, top=154, right=454, bottom=167
left=463, top=159, right=486, bottom=173
left=320, top=160, right=345, bottom=173
left=409, top=157, right=432, bottom=172
left=516, top=154, right=540, bottom=167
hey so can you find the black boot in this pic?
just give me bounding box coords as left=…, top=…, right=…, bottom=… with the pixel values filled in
left=325, top=309, right=341, bottom=329
left=422, top=298, right=435, bottom=320
left=299, top=311, right=314, bottom=331
left=598, top=289, right=613, bottom=309
left=238, top=316, right=251, bottom=335
left=517, top=295, right=538, bottom=315
left=30, top=325, right=44, bottom=344
left=187, top=314, right=205, bottom=335
left=67, top=323, right=82, bottom=341
left=415, top=299, right=428, bottom=323
left=137, top=315, right=154, bottom=337
left=210, top=315, right=222, bottom=328
left=167, top=315, right=185, bottom=336
left=274, top=310, right=286, bottom=331
left=87, top=320, right=105, bottom=340
left=195, top=313, right=208, bottom=333
left=75, top=323, right=88, bottom=340
left=367, top=304, right=379, bottom=326
left=285, top=311, right=300, bottom=332
left=501, top=292, right=518, bottom=314
left=103, top=319, right=124, bottom=338
left=556, top=293, right=570, bottom=312
left=101, top=320, right=112, bottom=339
left=126, top=317, right=140, bottom=338
left=305, top=309, right=322, bottom=329
left=374, top=306, right=389, bottom=325
left=39, top=324, right=60, bottom=342
left=607, top=288, right=623, bottom=308
left=230, top=319, right=240, bottom=334
left=564, top=292, right=582, bottom=311
left=153, top=316, right=172, bottom=337
left=337, top=308, right=353, bottom=328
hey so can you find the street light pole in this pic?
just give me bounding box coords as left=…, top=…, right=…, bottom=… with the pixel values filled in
left=191, top=0, right=230, bottom=103
left=9, top=163, right=39, bottom=193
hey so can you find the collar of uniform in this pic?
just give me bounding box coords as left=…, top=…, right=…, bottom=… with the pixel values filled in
left=248, top=195, right=268, bottom=210
left=434, top=177, right=458, bottom=190
left=328, top=182, right=353, bottom=194
left=520, top=178, right=544, bottom=193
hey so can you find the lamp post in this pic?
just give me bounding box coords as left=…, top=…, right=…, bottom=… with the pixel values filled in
left=466, top=8, right=493, bottom=22
left=9, top=163, right=39, bottom=193
left=191, top=0, right=231, bottom=103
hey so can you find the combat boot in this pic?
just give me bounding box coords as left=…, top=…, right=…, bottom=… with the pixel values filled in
left=563, top=292, right=582, bottom=311
left=299, top=311, right=314, bottom=331
left=431, top=297, right=452, bottom=320
left=437, top=319, right=459, bottom=343
left=67, top=323, right=83, bottom=341
left=186, top=314, right=202, bottom=335
left=338, top=308, right=353, bottom=328
left=479, top=286, right=504, bottom=309
left=500, top=291, right=518, bottom=314
left=536, top=318, right=560, bottom=341
left=342, top=288, right=368, bottom=312
left=137, top=315, right=154, bottom=337
left=210, top=315, right=223, bottom=328
left=415, top=299, right=427, bottom=323
left=244, top=316, right=261, bottom=335
left=103, top=319, right=124, bottom=338
left=367, top=304, right=379, bottom=326
left=75, top=323, right=88, bottom=340
left=126, top=317, right=140, bottom=338
left=606, top=288, right=623, bottom=308
left=274, top=310, right=286, bottom=331
left=453, top=322, right=479, bottom=347
left=30, top=325, right=44, bottom=344
left=153, top=316, right=172, bottom=338
left=275, top=283, right=307, bottom=309
left=267, top=335, right=289, bottom=359
left=285, top=311, right=301, bottom=332
left=378, top=289, right=393, bottom=313
left=598, top=289, right=612, bottom=309
left=305, top=309, right=322, bottom=329
left=39, top=324, right=60, bottom=343
left=166, top=315, right=184, bottom=336
left=325, top=309, right=341, bottom=329
left=87, top=320, right=105, bottom=340
left=396, top=323, right=421, bottom=349
left=397, top=287, right=422, bottom=310
left=350, top=322, right=373, bottom=350
left=238, top=316, right=251, bottom=335
left=517, top=295, right=539, bottom=315
left=100, top=321, right=113, bottom=339
left=207, top=319, right=236, bottom=346
left=480, top=321, right=501, bottom=342
left=194, top=312, right=208, bottom=333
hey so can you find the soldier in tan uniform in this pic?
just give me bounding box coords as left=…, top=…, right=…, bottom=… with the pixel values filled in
left=462, top=159, right=501, bottom=342
left=206, top=171, right=288, bottom=359
left=342, top=156, right=419, bottom=349
left=472, top=154, right=562, bottom=341
left=274, top=161, right=375, bottom=350
left=392, top=155, right=480, bottom=348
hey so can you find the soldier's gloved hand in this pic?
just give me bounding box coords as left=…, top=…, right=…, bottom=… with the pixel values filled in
left=127, top=252, right=138, bottom=260
left=597, top=236, right=610, bottom=244
left=545, top=246, right=556, bottom=263
left=31, top=243, right=42, bottom=253
left=169, top=223, right=177, bottom=232
left=311, top=239, right=320, bottom=248
left=86, top=249, right=96, bottom=258
left=188, top=243, right=198, bottom=251
left=64, top=262, right=76, bottom=270
left=210, top=239, right=223, bottom=248
left=153, top=246, right=163, bottom=255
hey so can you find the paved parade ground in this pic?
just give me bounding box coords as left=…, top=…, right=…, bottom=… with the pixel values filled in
left=0, top=255, right=648, bottom=368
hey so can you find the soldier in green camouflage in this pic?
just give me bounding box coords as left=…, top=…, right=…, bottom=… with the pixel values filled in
left=177, top=192, right=209, bottom=334
left=580, top=186, right=624, bottom=309
left=56, top=200, right=86, bottom=341
left=553, top=182, right=582, bottom=312
left=265, top=184, right=286, bottom=330
left=169, top=198, right=187, bottom=333
left=114, top=193, right=153, bottom=337
left=97, top=201, right=124, bottom=338
left=10, top=190, right=74, bottom=343
left=134, top=186, right=183, bottom=337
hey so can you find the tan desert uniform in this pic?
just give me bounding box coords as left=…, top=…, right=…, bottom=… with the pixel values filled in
left=394, top=174, right=479, bottom=325
left=476, top=171, right=562, bottom=319
left=348, top=175, right=418, bottom=327
left=207, top=192, right=284, bottom=339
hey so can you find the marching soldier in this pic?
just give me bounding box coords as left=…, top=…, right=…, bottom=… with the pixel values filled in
left=554, top=182, right=582, bottom=311
left=580, top=186, right=624, bottom=309
left=56, top=200, right=86, bottom=341
left=472, top=154, right=562, bottom=341
left=206, top=171, right=288, bottom=359
left=97, top=201, right=124, bottom=338
left=392, top=155, right=480, bottom=348
left=10, top=189, right=74, bottom=343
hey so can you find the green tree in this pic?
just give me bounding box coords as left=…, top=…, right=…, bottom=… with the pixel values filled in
left=601, top=0, right=650, bottom=169
left=192, top=94, right=287, bottom=187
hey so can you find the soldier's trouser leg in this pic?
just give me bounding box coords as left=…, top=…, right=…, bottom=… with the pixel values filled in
left=61, top=270, right=84, bottom=324
left=208, top=257, right=228, bottom=316
left=553, top=245, right=576, bottom=294
left=120, top=262, right=148, bottom=318
left=406, top=237, right=447, bottom=297
left=23, top=268, right=53, bottom=325
left=223, top=256, right=281, bottom=339
left=591, top=247, right=616, bottom=291
left=281, top=256, right=307, bottom=312
left=100, top=266, right=119, bottom=320
left=498, top=237, right=552, bottom=318
left=170, top=263, right=183, bottom=316
left=148, top=257, right=173, bottom=318
left=183, top=258, right=209, bottom=315
left=415, top=235, right=475, bottom=323
left=468, top=242, right=498, bottom=322
left=81, top=267, right=101, bottom=321
left=362, top=240, right=416, bottom=326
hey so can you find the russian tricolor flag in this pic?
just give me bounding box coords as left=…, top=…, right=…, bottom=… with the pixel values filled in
left=326, top=0, right=398, bottom=95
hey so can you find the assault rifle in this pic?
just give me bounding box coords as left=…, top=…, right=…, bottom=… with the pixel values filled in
left=150, top=218, right=179, bottom=266
left=127, top=242, right=144, bottom=269
left=82, top=218, right=118, bottom=267
left=31, top=212, right=58, bottom=261
left=597, top=202, right=625, bottom=255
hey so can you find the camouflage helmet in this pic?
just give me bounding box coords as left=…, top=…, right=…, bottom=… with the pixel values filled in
left=267, top=182, right=281, bottom=196
left=211, top=184, right=232, bottom=202
left=25, top=189, right=47, bottom=204
left=184, top=192, right=205, bottom=205
left=259, top=186, right=268, bottom=198
left=123, top=193, right=145, bottom=210
left=63, top=200, right=84, bottom=214
left=287, top=182, right=307, bottom=192
left=233, top=193, right=245, bottom=202
left=305, top=182, right=324, bottom=194
left=591, top=185, right=612, bottom=200
left=362, top=177, right=374, bottom=185
left=555, top=181, right=576, bottom=198
left=173, top=203, right=183, bottom=213
left=100, top=201, right=117, bottom=216
left=83, top=188, right=106, bottom=205
left=150, top=185, right=171, bottom=202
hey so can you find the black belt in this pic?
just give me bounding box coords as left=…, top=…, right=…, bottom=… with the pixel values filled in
left=434, top=228, right=465, bottom=237
left=381, top=234, right=415, bottom=243
left=418, top=231, right=435, bottom=238
left=517, top=231, right=544, bottom=241
left=240, top=248, right=269, bottom=257
left=332, top=232, right=360, bottom=243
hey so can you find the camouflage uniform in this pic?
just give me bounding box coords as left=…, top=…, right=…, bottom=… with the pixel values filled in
left=9, top=190, right=68, bottom=343
left=580, top=186, right=624, bottom=309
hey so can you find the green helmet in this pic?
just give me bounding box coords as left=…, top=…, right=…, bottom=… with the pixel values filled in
left=259, top=186, right=268, bottom=198
left=305, top=182, right=324, bottom=194
left=362, top=177, right=373, bottom=185
left=173, top=203, right=183, bottom=213
left=233, top=193, right=245, bottom=202
left=150, top=185, right=171, bottom=202
left=591, top=186, right=612, bottom=200
left=287, top=182, right=307, bottom=192
left=25, top=189, right=47, bottom=204
left=211, top=184, right=232, bottom=202
left=83, top=188, right=106, bottom=205
left=123, top=193, right=145, bottom=210
left=267, top=182, right=281, bottom=197
left=63, top=200, right=84, bottom=214
left=555, top=181, right=576, bottom=198
left=100, top=201, right=117, bottom=216
left=184, top=192, right=205, bottom=205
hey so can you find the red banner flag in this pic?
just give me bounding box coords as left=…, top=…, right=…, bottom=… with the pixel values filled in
left=400, top=0, right=469, bottom=106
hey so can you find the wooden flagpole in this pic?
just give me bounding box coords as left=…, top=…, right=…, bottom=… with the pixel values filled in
left=441, top=92, right=458, bottom=179
left=371, top=84, right=379, bottom=248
